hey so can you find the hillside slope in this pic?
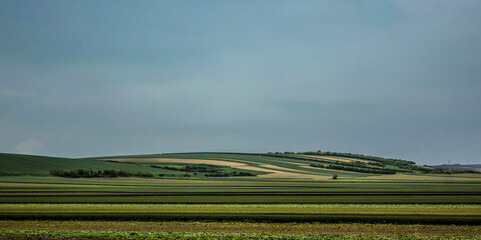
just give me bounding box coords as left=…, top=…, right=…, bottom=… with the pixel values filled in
left=0, top=153, right=168, bottom=176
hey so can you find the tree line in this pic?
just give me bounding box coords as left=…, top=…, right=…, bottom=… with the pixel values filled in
left=50, top=169, right=153, bottom=178
left=310, top=164, right=397, bottom=174
left=205, top=172, right=256, bottom=177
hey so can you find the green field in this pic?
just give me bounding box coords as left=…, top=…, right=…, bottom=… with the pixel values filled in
left=1, top=152, right=480, bottom=239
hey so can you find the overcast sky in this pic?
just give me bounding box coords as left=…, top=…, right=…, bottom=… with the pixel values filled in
left=1, top=0, right=480, bottom=165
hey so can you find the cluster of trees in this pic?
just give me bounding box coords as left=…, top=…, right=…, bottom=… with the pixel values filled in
left=311, top=164, right=397, bottom=174
left=332, top=160, right=385, bottom=170
left=205, top=172, right=255, bottom=177
left=50, top=169, right=153, bottom=178
left=305, top=152, right=478, bottom=174
left=267, top=151, right=295, bottom=154
left=396, top=163, right=433, bottom=173
left=153, top=164, right=220, bottom=173
left=299, top=151, right=417, bottom=167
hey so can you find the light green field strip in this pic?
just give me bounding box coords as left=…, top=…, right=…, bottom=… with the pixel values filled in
left=2, top=230, right=481, bottom=240
left=1, top=204, right=480, bottom=216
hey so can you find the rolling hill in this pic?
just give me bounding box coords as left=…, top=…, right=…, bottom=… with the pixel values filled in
left=1, top=151, right=477, bottom=180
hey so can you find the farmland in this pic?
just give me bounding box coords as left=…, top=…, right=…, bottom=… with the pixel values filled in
left=0, top=152, right=480, bottom=239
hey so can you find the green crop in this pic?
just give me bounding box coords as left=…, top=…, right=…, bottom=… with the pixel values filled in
left=1, top=230, right=481, bottom=240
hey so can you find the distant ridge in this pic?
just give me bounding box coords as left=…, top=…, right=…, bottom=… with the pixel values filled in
left=432, top=164, right=481, bottom=172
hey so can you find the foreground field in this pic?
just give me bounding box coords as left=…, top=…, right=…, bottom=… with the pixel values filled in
left=1, top=204, right=480, bottom=224
left=3, top=229, right=481, bottom=240
left=3, top=220, right=481, bottom=236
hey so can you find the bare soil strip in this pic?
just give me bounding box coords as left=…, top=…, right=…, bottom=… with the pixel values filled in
left=1, top=220, right=479, bottom=237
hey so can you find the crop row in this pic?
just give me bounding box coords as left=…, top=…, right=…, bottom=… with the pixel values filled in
left=1, top=230, right=480, bottom=240
left=2, top=194, right=481, bottom=204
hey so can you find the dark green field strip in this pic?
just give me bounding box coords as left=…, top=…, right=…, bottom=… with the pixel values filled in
left=2, top=185, right=481, bottom=194
left=1, top=213, right=480, bottom=225
left=2, top=195, right=481, bottom=204
left=3, top=192, right=481, bottom=196
left=2, top=178, right=481, bottom=189
left=3, top=176, right=481, bottom=189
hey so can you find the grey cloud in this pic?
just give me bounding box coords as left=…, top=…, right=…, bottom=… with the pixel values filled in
left=0, top=1, right=480, bottom=163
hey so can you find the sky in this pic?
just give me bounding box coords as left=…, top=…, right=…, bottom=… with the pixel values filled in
left=1, top=0, right=480, bottom=165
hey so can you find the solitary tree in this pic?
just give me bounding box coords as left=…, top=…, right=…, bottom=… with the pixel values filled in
left=332, top=174, right=338, bottom=180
